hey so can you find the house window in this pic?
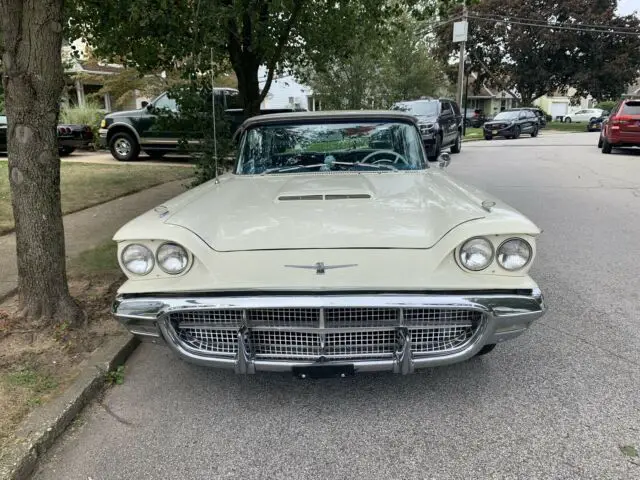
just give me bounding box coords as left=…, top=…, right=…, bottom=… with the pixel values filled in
left=288, top=96, right=294, bottom=104
left=500, top=98, right=507, bottom=110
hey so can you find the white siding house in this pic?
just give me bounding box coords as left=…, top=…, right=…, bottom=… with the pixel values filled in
left=258, top=67, right=317, bottom=111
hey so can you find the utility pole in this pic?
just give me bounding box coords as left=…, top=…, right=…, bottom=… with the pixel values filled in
left=456, top=0, right=468, bottom=109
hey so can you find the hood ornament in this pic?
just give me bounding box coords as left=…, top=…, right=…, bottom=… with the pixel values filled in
left=285, top=262, right=358, bottom=275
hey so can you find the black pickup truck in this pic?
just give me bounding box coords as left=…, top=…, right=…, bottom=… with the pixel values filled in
left=98, top=87, right=302, bottom=161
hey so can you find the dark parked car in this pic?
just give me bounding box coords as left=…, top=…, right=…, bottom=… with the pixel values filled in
left=508, top=107, right=547, bottom=128
left=587, top=111, right=609, bottom=132
left=391, top=98, right=462, bottom=161
left=599, top=100, right=640, bottom=153
left=0, top=114, right=93, bottom=155
left=98, top=88, right=304, bottom=161
left=464, top=109, right=487, bottom=128
left=483, top=109, right=540, bottom=140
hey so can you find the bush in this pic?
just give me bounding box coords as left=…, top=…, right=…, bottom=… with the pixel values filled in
left=59, top=103, right=104, bottom=149
left=595, top=100, right=617, bottom=113
left=155, top=82, right=235, bottom=186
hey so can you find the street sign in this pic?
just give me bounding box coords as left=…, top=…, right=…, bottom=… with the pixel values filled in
left=453, top=21, right=468, bottom=43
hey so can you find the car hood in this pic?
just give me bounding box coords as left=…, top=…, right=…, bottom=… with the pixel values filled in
left=105, top=108, right=145, bottom=119
left=413, top=114, right=438, bottom=125
left=158, top=172, right=488, bottom=251
left=484, top=119, right=514, bottom=126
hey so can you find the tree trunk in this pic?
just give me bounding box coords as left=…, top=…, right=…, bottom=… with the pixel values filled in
left=0, top=0, right=84, bottom=326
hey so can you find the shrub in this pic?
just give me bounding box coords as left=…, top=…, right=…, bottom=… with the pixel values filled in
left=595, top=100, right=617, bottom=113
left=59, top=103, right=104, bottom=149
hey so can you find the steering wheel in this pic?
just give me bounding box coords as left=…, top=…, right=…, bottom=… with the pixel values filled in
left=360, top=149, right=409, bottom=166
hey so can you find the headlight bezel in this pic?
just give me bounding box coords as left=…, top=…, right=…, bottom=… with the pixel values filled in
left=120, top=243, right=155, bottom=276
left=458, top=236, right=495, bottom=272
left=496, top=237, right=533, bottom=271
left=156, top=241, right=190, bottom=275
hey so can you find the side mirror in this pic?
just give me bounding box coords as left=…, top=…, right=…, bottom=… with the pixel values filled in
left=437, top=152, right=451, bottom=169
left=141, top=101, right=149, bottom=109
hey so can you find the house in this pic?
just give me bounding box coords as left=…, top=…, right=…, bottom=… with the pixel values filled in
left=534, top=88, right=597, bottom=120
left=464, top=74, right=518, bottom=115
left=258, top=67, right=319, bottom=111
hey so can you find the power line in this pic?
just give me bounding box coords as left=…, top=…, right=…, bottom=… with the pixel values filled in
left=467, top=14, right=640, bottom=36
left=469, top=12, right=640, bottom=32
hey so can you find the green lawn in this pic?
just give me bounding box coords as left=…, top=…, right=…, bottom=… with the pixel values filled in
left=0, top=162, right=193, bottom=235
left=463, top=127, right=484, bottom=141
left=545, top=121, right=592, bottom=132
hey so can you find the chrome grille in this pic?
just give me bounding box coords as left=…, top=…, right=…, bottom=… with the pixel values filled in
left=324, top=308, right=398, bottom=328
left=409, top=326, right=476, bottom=354
left=178, top=327, right=238, bottom=356
left=169, top=306, right=483, bottom=359
left=403, top=308, right=482, bottom=327
left=170, top=310, right=243, bottom=327
left=251, top=330, right=400, bottom=360
left=247, top=308, right=319, bottom=328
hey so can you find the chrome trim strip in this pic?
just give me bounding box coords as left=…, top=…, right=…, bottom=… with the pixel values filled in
left=114, top=290, right=546, bottom=374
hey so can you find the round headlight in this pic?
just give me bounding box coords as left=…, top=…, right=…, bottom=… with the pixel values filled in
left=156, top=242, right=189, bottom=274
left=497, top=238, right=532, bottom=271
left=121, top=244, right=154, bottom=275
left=459, top=237, right=494, bottom=271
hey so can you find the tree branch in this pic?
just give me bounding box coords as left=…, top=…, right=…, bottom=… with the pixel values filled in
left=259, top=0, right=304, bottom=102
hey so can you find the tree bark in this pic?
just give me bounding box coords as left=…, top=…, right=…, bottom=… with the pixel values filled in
left=0, top=0, right=84, bottom=326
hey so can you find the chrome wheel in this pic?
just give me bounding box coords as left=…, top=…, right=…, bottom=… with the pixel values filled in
left=114, top=138, right=131, bottom=157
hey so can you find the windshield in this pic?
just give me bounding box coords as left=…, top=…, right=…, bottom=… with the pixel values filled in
left=236, top=121, right=427, bottom=175
left=391, top=101, right=438, bottom=117
left=493, top=111, right=520, bottom=120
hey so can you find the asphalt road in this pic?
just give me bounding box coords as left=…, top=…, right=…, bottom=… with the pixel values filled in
left=35, top=132, right=640, bottom=480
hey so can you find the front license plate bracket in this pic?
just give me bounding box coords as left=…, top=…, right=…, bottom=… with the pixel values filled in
left=292, top=364, right=355, bottom=379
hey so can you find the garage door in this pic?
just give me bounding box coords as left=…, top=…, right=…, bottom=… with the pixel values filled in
left=551, top=102, right=568, bottom=118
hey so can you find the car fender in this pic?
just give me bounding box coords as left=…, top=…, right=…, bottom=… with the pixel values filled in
left=107, top=122, right=142, bottom=144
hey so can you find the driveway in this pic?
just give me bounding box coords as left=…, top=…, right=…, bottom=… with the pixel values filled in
left=35, top=132, right=640, bottom=480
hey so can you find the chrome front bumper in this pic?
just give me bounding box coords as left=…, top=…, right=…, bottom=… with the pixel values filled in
left=113, top=290, right=546, bottom=374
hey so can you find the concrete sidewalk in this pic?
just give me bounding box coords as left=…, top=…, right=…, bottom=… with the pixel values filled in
left=0, top=179, right=188, bottom=299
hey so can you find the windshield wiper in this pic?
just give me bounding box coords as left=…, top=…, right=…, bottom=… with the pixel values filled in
left=261, top=161, right=398, bottom=175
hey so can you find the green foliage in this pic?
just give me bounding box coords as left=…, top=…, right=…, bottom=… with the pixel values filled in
left=305, top=15, right=449, bottom=109
left=155, top=80, right=235, bottom=186
left=6, top=367, right=58, bottom=393
left=435, top=1, right=640, bottom=104
left=596, top=100, right=617, bottom=113
left=59, top=102, right=103, bottom=126
left=106, top=365, right=125, bottom=386
left=81, top=69, right=169, bottom=110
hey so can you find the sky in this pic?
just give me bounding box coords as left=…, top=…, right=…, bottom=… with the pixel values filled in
left=617, top=0, right=639, bottom=16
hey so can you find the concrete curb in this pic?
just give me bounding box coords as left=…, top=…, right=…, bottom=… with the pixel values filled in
left=0, top=334, right=140, bottom=480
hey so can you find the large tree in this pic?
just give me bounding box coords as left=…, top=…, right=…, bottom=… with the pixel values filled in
left=68, top=0, right=412, bottom=118
left=435, top=0, right=640, bottom=105
left=1, top=0, right=84, bottom=325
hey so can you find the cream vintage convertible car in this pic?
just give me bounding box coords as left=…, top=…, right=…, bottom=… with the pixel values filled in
left=112, top=111, right=546, bottom=377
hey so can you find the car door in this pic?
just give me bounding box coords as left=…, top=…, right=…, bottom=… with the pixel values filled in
left=517, top=111, right=530, bottom=133
left=439, top=101, right=455, bottom=146
left=138, top=93, right=180, bottom=149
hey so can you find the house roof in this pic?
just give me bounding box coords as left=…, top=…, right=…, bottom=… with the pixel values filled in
left=465, top=74, right=514, bottom=99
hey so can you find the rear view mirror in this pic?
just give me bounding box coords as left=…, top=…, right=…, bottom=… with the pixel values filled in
left=141, top=101, right=149, bottom=109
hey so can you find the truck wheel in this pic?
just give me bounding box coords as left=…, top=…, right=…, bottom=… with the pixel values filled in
left=110, top=132, right=140, bottom=162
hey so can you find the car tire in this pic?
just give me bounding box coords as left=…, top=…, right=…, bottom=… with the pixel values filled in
left=58, top=147, right=75, bottom=156
left=513, top=126, right=521, bottom=139
left=427, top=134, right=441, bottom=162
left=602, top=138, right=613, bottom=154
left=475, top=344, right=496, bottom=356
left=564, top=117, right=572, bottom=123
left=597, top=135, right=603, bottom=148
left=484, top=135, right=492, bottom=141
left=450, top=133, right=462, bottom=153
left=109, top=131, right=140, bottom=162
left=144, top=150, right=168, bottom=159
left=530, top=127, right=538, bottom=138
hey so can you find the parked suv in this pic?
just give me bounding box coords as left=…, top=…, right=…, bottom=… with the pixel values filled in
left=98, top=88, right=303, bottom=161
left=391, top=98, right=462, bottom=161
left=599, top=100, right=640, bottom=154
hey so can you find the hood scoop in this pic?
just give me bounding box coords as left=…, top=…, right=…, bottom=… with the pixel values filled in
left=278, top=193, right=372, bottom=202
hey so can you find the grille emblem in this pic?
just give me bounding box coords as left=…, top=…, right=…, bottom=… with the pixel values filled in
left=284, top=262, right=358, bottom=275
